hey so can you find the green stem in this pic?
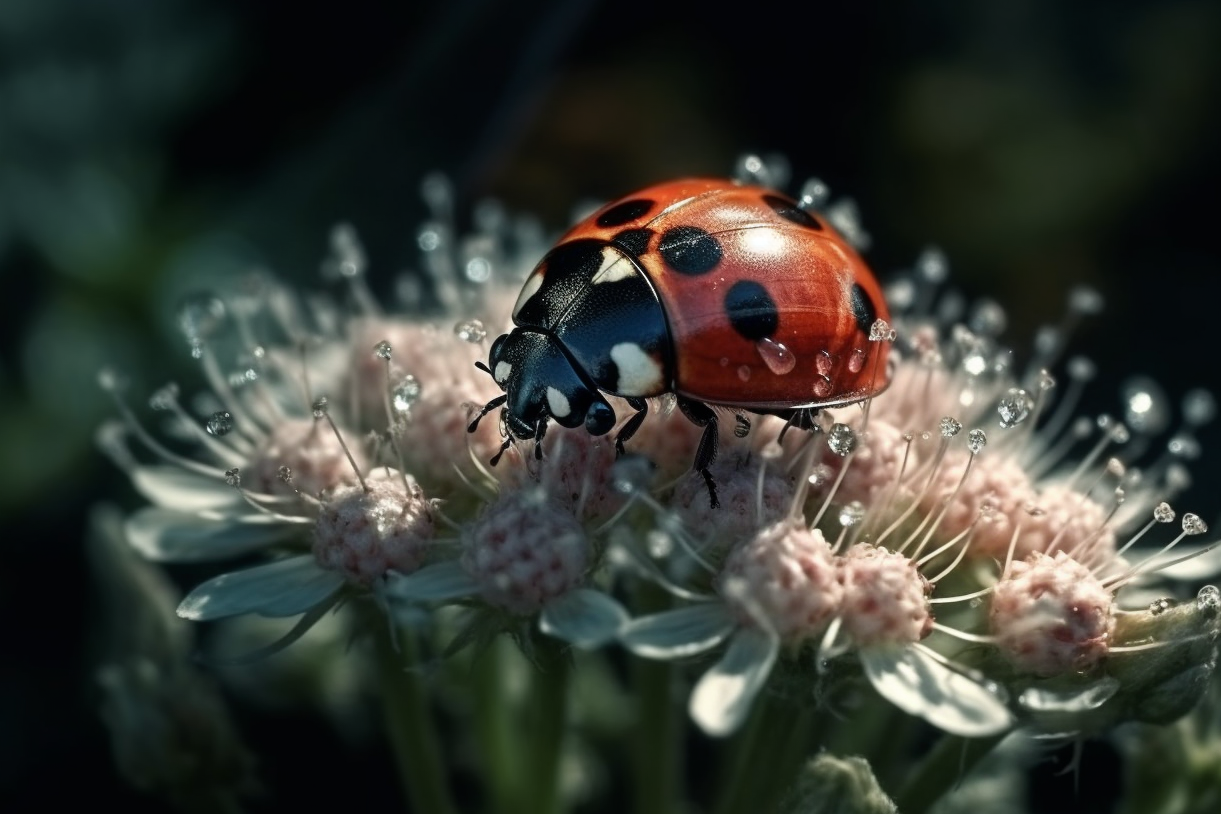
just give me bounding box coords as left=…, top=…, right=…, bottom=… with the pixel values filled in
left=373, top=622, right=459, bottom=814
left=528, top=636, right=571, bottom=814
left=891, top=733, right=1004, bottom=814
left=471, top=638, right=522, bottom=814
left=630, top=592, right=680, bottom=814
left=714, top=699, right=814, bottom=814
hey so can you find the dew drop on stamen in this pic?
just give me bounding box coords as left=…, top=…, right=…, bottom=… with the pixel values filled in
left=464, top=257, right=492, bottom=284
left=939, top=417, right=962, bottom=438
left=1153, top=502, right=1175, bottom=523
left=1038, top=370, right=1056, bottom=392
left=827, top=423, right=856, bottom=457
left=807, top=463, right=834, bottom=487
left=968, top=298, right=1007, bottom=337
left=1182, top=514, right=1208, bottom=535
left=1121, top=376, right=1170, bottom=435
left=148, top=384, right=179, bottom=411
left=311, top=397, right=330, bottom=419
left=277, top=465, right=293, bottom=483
left=391, top=376, right=422, bottom=413
left=869, top=319, right=893, bottom=342
left=1148, top=598, right=1171, bottom=615
left=454, top=319, right=487, bottom=344
left=966, top=429, right=987, bottom=454
left=224, top=467, right=241, bottom=487
left=1167, top=433, right=1201, bottom=459
left=177, top=294, right=226, bottom=351
left=839, top=501, right=865, bottom=527
left=754, top=337, right=797, bottom=375
left=373, top=340, right=393, bottom=360
left=646, top=529, right=674, bottom=558
left=915, top=247, right=948, bottom=284
left=799, top=177, right=830, bottom=210
left=1197, top=585, right=1220, bottom=612
left=997, top=388, right=1034, bottom=429
left=206, top=411, right=234, bottom=436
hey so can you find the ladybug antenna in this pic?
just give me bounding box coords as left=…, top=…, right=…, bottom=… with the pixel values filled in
left=474, top=360, right=492, bottom=376
left=467, top=394, right=508, bottom=433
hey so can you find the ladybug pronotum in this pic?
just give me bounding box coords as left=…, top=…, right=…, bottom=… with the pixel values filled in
left=469, top=178, right=892, bottom=507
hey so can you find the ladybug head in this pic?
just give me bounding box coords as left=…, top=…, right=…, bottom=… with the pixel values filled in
left=478, top=329, right=617, bottom=442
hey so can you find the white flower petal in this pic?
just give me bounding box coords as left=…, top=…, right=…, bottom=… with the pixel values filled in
left=689, top=627, right=779, bottom=737
left=860, top=646, right=1014, bottom=737
left=620, top=603, right=736, bottom=659
left=386, top=561, right=481, bottom=602
left=178, top=555, right=344, bottom=620
left=126, top=507, right=295, bottom=562
left=539, top=588, right=629, bottom=649
left=130, top=466, right=240, bottom=511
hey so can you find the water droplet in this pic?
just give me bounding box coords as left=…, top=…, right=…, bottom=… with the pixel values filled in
left=1106, top=458, right=1126, bottom=477
left=646, top=529, right=674, bottom=558
left=464, top=257, right=492, bottom=283
left=799, top=177, right=830, bottom=210
left=327, top=224, right=366, bottom=278
left=814, top=350, right=833, bottom=376
left=1153, top=502, right=1175, bottom=523
left=454, top=319, right=487, bottom=344
left=966, top=429, right=987, bottom=454
left=839, top=501, right=865, bottom=527
left=224, top=468, right=241, bottom=487
left=1148, top=598, right=1171, bottom=615
left=1168, top=433, right=1201, bottom=459
left=311, top=397, right=329, bottom=418
left=1197, top=585, right=1220, bottom=612
left=1183, top=389, right=1216, bottom=427
left=962, top=352, right=988, bottom=377
left=807, top=464, right=834, bottom=487
left=206, top=411, right=234, bottom=436
left=752, top=338, right=796, bottom=375
left=1121, top=376, right=1170, bottom=435
left=848, top=348, right=867, bottom=373
left=737, top=365, right=752, bottom=382
left=1037, top=370, right=1056, bottom=392
left=733, top=414, right=751, bottom=438
left=1182, top=514, right=1207, bottom=535
left=148, top=384, right=179, bottom=411
left=997, top=388, right=1034, bottom=428
left=915, top=247, right=948, bottom=283
left=417, top=226, right=442, bottom=252
left=392, top=376, right=422, bottom=412
left=373, top=340, right=393, bottom=360
left=827, top=423, right=856, bottom=456
left=812, top=376, right=833, bottom=398
left=1069, top=286, right=1104, bottom=315
left=177, top=293, right=226, bottom=350
left=968, top=299, right=1007, bottom=336
left=869, top=319, right=893, bottom=342
left=277, top=465, right=293, bottom=483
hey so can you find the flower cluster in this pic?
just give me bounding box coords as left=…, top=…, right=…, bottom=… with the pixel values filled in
left=95, top=161, right=1221, bottom=813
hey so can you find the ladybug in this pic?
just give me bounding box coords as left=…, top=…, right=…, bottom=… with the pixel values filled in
left=469, top=178, right=891, bottom=507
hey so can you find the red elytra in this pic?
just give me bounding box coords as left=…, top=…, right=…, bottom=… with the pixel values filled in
left=471, top=178, right=892, bottom=507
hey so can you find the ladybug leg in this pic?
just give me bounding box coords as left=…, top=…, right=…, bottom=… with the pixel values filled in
left=489, top=435, right=513, bottom=467
left=677, top=397, right=721, bottom=509
left=614, top=397, right=649, bottom=457
left=467, top=393, right=508, bottom=433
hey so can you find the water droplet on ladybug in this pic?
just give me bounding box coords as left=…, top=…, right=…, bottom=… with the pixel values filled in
left=848, top=348, right=867, bottom=373
left=737, top=365, right=752, bottom=382
left=812, top=376, right=833, bottom=398
left=755, top=338, right=797, bottom=375
left=815, top=350, right=833, bottom=376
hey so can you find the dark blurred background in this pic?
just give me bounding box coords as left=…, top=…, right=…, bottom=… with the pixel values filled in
left=2, top=0, right=1219, bottom=810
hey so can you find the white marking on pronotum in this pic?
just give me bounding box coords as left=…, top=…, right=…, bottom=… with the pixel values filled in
left=611, top=343, right=663, bottom=395
left=591, top=247, right=637, bottom=285
left=494, top=361, right=513, bottom=384
left=546, top=387, right=572, bottom=418
left=513, top=271, right=544, bottom=317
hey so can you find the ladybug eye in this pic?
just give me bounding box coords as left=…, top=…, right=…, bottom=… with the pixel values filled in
left=584, top=401, right=615, bottom=436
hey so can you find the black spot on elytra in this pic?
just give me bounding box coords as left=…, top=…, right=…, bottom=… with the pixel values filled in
left=763, top=194, right=822, bottom=229
left=850, top=283, right=876, bottom=334
left=596, top=198, right=654, bottom=228
left=658, top=226, right=723, bottom=275
left=724, top=280, right=779, bottom=340
left=611, top=228, right=652, bottom=257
